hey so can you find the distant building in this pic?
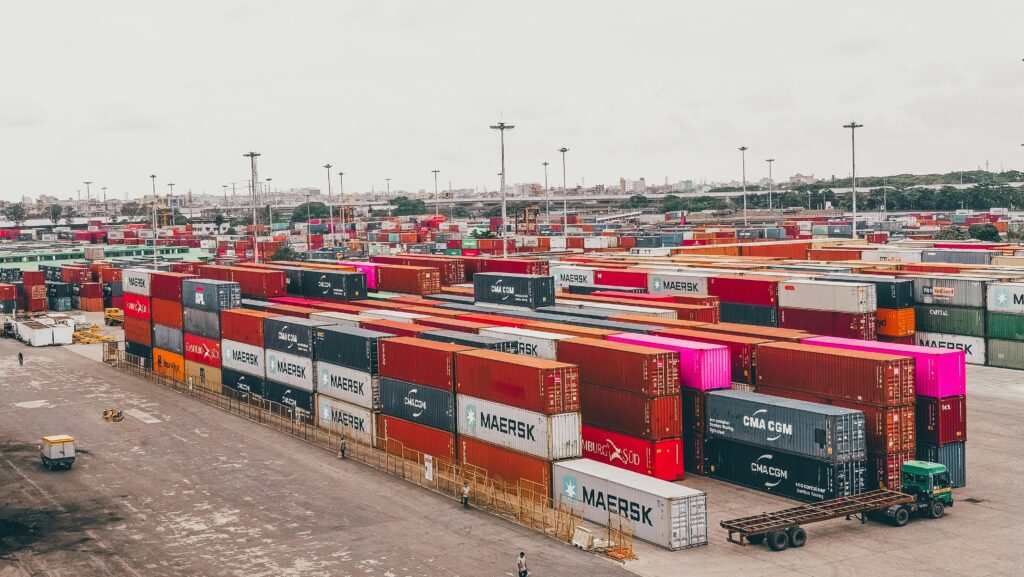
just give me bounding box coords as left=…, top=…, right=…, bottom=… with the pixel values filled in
left=619, top=178, right=646, bottom=194
left=789, top=173, right=817, bottom=185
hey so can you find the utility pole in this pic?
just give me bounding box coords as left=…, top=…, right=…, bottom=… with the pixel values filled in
left=766, top=159, right=775, bottom=211
left=843, top=121, right=864, bottom=239
left=739, top=147, right=748, bottom=226
left=883, top=176, right=888, bottom=214
left=266, top=178, right=273, bottom=232
left=101, top=186, right=108, bottom=215
left=167, top=183, right=175, bottom=222
left=490, top=121, right=514, bottom=258
left=324, top=164, right=334, bottom=243
left=83, top=181, right=92, bottom=214
left=385, top=178, right=391, bottom=217
left=149, top=175, right=158, bottom=267
left=542, top=161, right=550, bottom=215
left=559, top=147, right=569, bottom=240
left=432, top=170, right=441, bottom=216
left=243, top=151, right=261, bottom=262
left=338, top=171, right=345, bottom=242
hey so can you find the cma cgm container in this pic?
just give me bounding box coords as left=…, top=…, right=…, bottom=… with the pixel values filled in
left=301, top=269, right=366, bottom=301
left=580, top=383, right=681, bottom=440
left=318, top=362, right=379, bottom=409
left=552, top=458, right=707, bottom=550
left=182, top=279, right=242, bottom=311
left=778, top=308, right=877, bottom=340
left=606, top=333, right=731, bottom=391
left=473, top=273, right=555, bottom=308
left=705, top=438, right=865, bottom=502
left=379, top=377, right=456, bottom=432
left=378, top=337, right=470, bottom=390
left=916, top=396, right=967, bottom=445
left=756, top=342, right=915, bottom=406
left=455, top=350, right=579, bottom=414
left=581, top=424, right=683, bottom=481
left=222, top=367, right=266, bottom=397
left=377, top=415, right=457, bottom=463
left=313, top=325, right=394, bottom=373
left=777, top=279, right=877, bottom=313
left=705, top=390, right=865, bottom=462
left=653, top=328, right=768, bottom=385
left=264, top=316, right=330, bottom=357
left=459, top=436, right=552, bottom=493
left=457, top=394, right=581, bottom=461
left=914, top=331, right=986, bottom=365
left=557, top=337, right=680, bottom=396
left=316, top=394, right=376, bottom=444
left=478, top=327, right=574, bottom=359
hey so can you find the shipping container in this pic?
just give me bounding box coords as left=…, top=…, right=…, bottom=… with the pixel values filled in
left=182, top=308, right=221, bottom=340
left=705, top=437, right=865, bottom=502
left=653, top=328, right=767, bottom=385
left=913, top=276, right=987, bottom=308
left=916, top=441, right=966, bottom=488
left=182, top=279, right=242, bottom=311
left=606, top=333, right=731, bottom=391
left=419, top=329, right=518, bottom=352
left=986, top=312, right=1024, bottom=341
left=264, top=379, right=315, bottom=414
left=778, top=279, right=877, bottom=314
left=183, top=333, right=222, bottom=368
left=220, top=309, right=280, bottom=347
left=379, top=377, right=456, bottom=432
left=719, top=302, right=778, bottom=327
left=313, top=325, right=394, bottom=373
left=316, top=394, right=376, bottom=444
left=459, top=436, right=552, bottom=493
left=221, top=339, right=266, bottom=377
left=123, top=293, right=151, bottom=320
left=580, top=383, right=681, bottom=440
left=455, top=349, right=579, bottom=414
left=876, top=307, right=915, bottom=338
left=865, top=450, right=914, bottom=490
left=378, top=337, right=470, bottom=391
left=183, top=360, right=223, bottom=394
left=986, top=281, right=1024, bottom=314
left=778, top=307, right=877, bottom=340
left=914, top=304, right=985, bottom=337
left=309, top=311, right=364, bottom=328
left=124, top=340, right=152, bottom=366
left=377, top=415, right=457, bottom=463
left=301, top=269, right=366, bottom=301
left=153, top=347, right=186, bottom=381
left=825, top=275, right=914, bottom=309
left=916, top=396, right=966, bottom=445
left=914, top=331, right=986, bottom=365
left=222, top=366, right=266, bottom=397
left=153, top=324, right=183, bottom=355
left=124, top=318, right=154, bottom=348
left=264, top=316, right=330, bottom=357
left=457, top=394, right=580, bottom=461
left=551, top=265, right=595, bottom=286
left=647, top=271, right=712, bottom=296
left=265, top=349, right=315, bottom=392
left=150, top=271, right=197, bottom=302
left=552, top=458, right=707, bottom=550
left=376, top=265, right=442, bottom=295
left=317, top=362, right=378, bottom=409
left=478, top=327, right=574, bottom=360
left=987, top=338, right=1024, bottom=369
left=231, top=268, right=287, bottom=298
left=557, top=337, right=679, bottom=396
left=581, top=424, right=683, bottom=481
left=122, top=269, right=152, bottom=296
left=152, top=298, right=183, bottom=329
left=473, top=273, right=555, bottom=308
left=708, top=275, right=783, bottom=306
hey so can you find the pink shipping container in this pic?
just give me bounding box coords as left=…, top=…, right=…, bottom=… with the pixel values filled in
left=607, top=333, right=731, bottom=391
left=801, top=336, right=966, bottom=398
left=581, top=424, right=684, bottom=481
left=340, top=261, right=379, bottom=289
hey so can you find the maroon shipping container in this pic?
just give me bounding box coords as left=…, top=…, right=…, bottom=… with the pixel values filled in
left=359, top=319, right=432, bottom=338
left=593, top=269, right=649, bottom=289
left=580, top=382, right=681, bottom=441
left=80, top=282, right=103, bottom=298
left=413, top=316, right=494, bottom=334
left=221, top=309, right=281, bottom=347
left=379, top=337, right=472, bottom=391
left=471, top=256, right=549, bottom=278
left=459, top=436, right=551, bottom=493
left=377, top=415, right=457, bottom=464
left=654, top=328, right=771, bottom=384
left=455, top=349, right=579, bottom=414
left=866, top=450, right=914, bottom=491
left=582, top=424, right=684, bottom=481
left=916, top=395, right=967, bottom=445
left=263, top=304, right=317, bottom=318
left=150, top=271, right=198, bottom=302
left=707, top=275, right=785, bottom=306
left=778, top=308, right=877, bottom=340
left=556, top=338, right=680, bottom=396
left=755, top=386, right=915, bottom=454
left=375, top=265, right=442, bottom=295
left=21, top=271, right=44, bottom=285
left=755, top=342, right=915, bottom=407
left=197, top=264, right=234, bottom=282
left=228, top=268, right=286, bottom=298
left=371, top=255, right=466, bottom=286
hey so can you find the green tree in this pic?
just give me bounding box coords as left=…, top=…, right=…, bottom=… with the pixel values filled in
left=620, top=195, right=650, bottom=209
left=62, top=207, right=78, bottom=226
left=391, top=196, right=428, bottom=217
left=451, top=206, right=471, bottom=218
left=213, top=212, right=225, bottom=230
left=935, top=225, right=970, bottom=240
left=290, top=201, right=330, bottom=223
left=171, top=210, right=189, bottom=225
left=270, top=243, right=298, bottom=261
left=47, top=204, right=63, bottom=225
left=225, top=226, right=237, bottom=235
left=2, top=203, right=28, bottom=226
left=968, top=223, right=1001, bottom=242
left=470, top=229, right=498, bottom=239
left=121, top=201, right=144, bottom=218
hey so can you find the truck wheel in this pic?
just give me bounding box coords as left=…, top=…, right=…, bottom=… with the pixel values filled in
left=928, top=501, right=945, bottom=519
left=787, top=527, right=807, bottom=548
left=746, top=534, right=765, bottom=545
left=892, top=507, right=910, bottom=527
left=767, top=530, right=789, bottom=551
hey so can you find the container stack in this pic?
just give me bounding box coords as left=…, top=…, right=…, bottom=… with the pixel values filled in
left=777, top=279, right=877, bottom=340
left=754, top=342, right=917, bottom=490
left=182, top=279, right=241, bottom=394
left=826, top=275, right=915, bottom=345
left=263, top=315, right=329, bottom=417
left=912, top=275, right=988, bottom=365
left=221, top=309, right=280, bottom=397
left=557, top=337, right=684, bottom=481
left=21, top=270, right=47, bottom=312
left=100, top=267, right=124, bottom=312
left=47, top=280, right=73, bottom=312
left=707, top=275, right=782, bottom=327
left=122, top=269, right=153, bottom=366
left=702, top=389, right=867, bottom=502
left=150, top=272, right=196, bottom=382
left=985, top=282, right=1024, bottom=370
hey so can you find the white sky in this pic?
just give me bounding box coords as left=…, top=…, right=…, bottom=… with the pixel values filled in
left=1, top=1, right=1022, bottom=202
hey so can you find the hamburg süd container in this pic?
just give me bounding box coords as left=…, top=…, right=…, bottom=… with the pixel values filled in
left=606, top=333, right=731, bottom=391
left=378, top=337, right=471, bottom=391
left=914, top=331, right=986, bottom=365
left=264, top=316, right=331, bottom=357
left=379, top=377, right=456, bottom=432
left=705, top=390, right=866, bottom=463
left=183, top=333, right=222, bottom=368
left=377, top=415, right=457, bottom=463
left=313, top=325, right=394, bottom=373
left=581, top=424, right=683, bottom=481
left=317, top=361, right=378, bottom=409
left=579, top=383, right=681, bottom=440
left=473, top=273, right=555, bottom=308
left=778, top=308, right=877, bottom=340
left=478, top=326, right=574, bottom=360
left=705, top=437, right=865, bottom=502
left=222, top=367, right=266, bottom=397
left=552, top=458, right=707, bottom=550
left=455, top=349, right=579, bottom=414
left=459, top=436, right=552, bottom=494
left=123, top=293, right=151, bottom=320
left=914, top=304, right=985, bottom=337
left=265, top=349, right=315, bottom=391
left=557, top=337, right=680, bottom=396
left=457, top=394, right=581, bottom=461
left=916, top=396, right=966, bottom=445
left=653, top=328, right=767, bottom=384
left=316, top=394, right=376, bottom=444
left=777, top=279, right=877, bottom=313
left=301, top=269, right=366, bottom=301
left=916, top=441, right=966, bottom=488
left=221, top=339, right=266, bottom=377
left=181, top=279, right=242, bottom=311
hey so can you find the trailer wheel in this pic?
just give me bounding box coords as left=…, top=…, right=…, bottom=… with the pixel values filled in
left=928, top=501, right=945, bottom=519
left=891, top=507, right=910, bottom=527
left=787, top=526, right=807, bottom=548
left=746, top=533, right=765, bottom=545
left=767, top=530, right=789, bottom=551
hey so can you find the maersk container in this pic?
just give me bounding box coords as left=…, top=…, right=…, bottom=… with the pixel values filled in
left=777, top=279, right=877, bottom=313
left=300, top=269, right=366, bottom=301
left=825, top=274, right=914, bottom=309
left=986, top=281, right=1024, bottom=314
left=916, top=396, right=966, bottom=445
left=379, top=377, right=456, bottom=432
left=182, top=279, right=242, bottom=311
left=222, top=367, right=265, bottom=397
left=317, top=361, right=379, bottom=409
left=606, top=333, right=731, bottom=392
left=265, top=349, right=315, bottom=392
left=316, top=394, right=376, bottom=444
left=551, top=265, right=595, bottom=286
left=153, top=324, right=183, bottom=355
left=419, top=329, right=517, bottom=353
left=479, top=327, right=574, bottom=360
left=558, top=337, right=680, bottom=396
left=123, top=269, right=152, bottom=296
left=705, top=390, right=866, bottom=463
left=313, top=325, right=393, bottom=373
left=916, top=441, right=966, bottom=488
left=580, top=382, right=681, bottom=440
left=647, top=271, right=712, bottom=296
left=473, top=273, right=555, bottom=308
left=552, top=458, right=707, bottom=550
left=221, top=339, right=266, bottom=377
left=986, top=338, right=1024, bottom=369
left=986, top=312, right=1024, bottom=341
left=719, top=303, right=778, bottom=327
left=457, top=394, right=581, bottom=460
left=912, top=276, right=987, bottom=308
left=264, top=316, right=331, bottom=357
left=914, top=331, right=986, bottom=365
left=581, top=424, right=683, bottom=481
left=705, top=438, right=866, bottom=502
left=914, top=304, right=985, bottom=337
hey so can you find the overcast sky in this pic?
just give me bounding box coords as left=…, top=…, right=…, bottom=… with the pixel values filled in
left=2, top=1, right=1022, bottom=202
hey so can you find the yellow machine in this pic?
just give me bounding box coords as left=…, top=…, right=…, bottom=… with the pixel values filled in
left=103, top=408, right=124, bottom=423
left=515, top=204, right=540, bottom=235
left=104, top=308, right=124, bottom=326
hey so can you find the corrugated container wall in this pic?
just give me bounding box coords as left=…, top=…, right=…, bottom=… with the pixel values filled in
left=457, top=394, right=581, bottom=461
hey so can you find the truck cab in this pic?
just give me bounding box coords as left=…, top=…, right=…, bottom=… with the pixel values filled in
left=880, top=460, right=952, bottom=526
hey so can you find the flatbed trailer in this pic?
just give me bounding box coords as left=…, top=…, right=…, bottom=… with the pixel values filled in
left=721, top=489, right=915, bottom=551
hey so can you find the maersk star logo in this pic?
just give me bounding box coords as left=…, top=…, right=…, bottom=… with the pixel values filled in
left=563, top=476, right=578, bottom=501
left=320, top=403, right=331, bottom=421
left=321, top=368, right=329, bottom=384
left=995, top=290, right=1009, bottom=307
left=465, top=405, right=476, bottom=429
left=653, top=278, right=661, bottom=291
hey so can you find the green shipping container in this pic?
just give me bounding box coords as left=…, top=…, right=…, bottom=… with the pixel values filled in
left=461, top=239, right=478, bottom=249
left=986, top=312, right=1024, bottom=341
left=914, top=305, right=985, bottom=337
left=987, top=339, right=1024, bottom=369
left=444, top=248, right=462, bottom=256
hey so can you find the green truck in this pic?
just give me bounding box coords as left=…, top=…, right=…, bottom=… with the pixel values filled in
left=875, top=460, right=954, bottom=526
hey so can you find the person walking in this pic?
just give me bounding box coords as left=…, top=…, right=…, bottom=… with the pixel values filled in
left=337, top=438, right=347, bottom=460
left=17, top=352, right=23, bottom=366
left=516, top=551, right=528, bottom=577
left=461, top=482, right=470, bottom=509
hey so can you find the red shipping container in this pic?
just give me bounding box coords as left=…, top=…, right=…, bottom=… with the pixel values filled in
left=377, top=415, right=458, bottom=464
left=123, top=293, right=152, bottom=320
left=756, top=342, right=915, bottom=407
left=79, top=282, right=103, bottom=298
left=699, top=322, right=811, bottom=342
left=778, top=308, right=877, bottom=340
left=866, top=450, right=915, bottom=491
left=556, top=338, right=680, bottom=396
left=456, top=313, right=530, bottom=328
left=268, top=296, right=367, bottom=314
left=197, top=264, right=234, bottom=282
left=21, top=271, right=45, bottom=285
left=0, top=284, right=15, bottom=300
left=263, top=304, right=317, bottom=318
left=459, top=436, right=551, bottom=493
left=150, top=272, right=198, bottom=302
left=375, top=265, right=442, bottom=295
left=580, top=383, right=681, bottom=441
left=378, top=337, right=472, bottom=391
left=359, top=319, right=432, bottom=338
left=593, top=269, right=648, bottom=289
left=184, top=333, right=222, bottom=368
left=916, top=395, right=966, bottom=445
left=230, top=268, right=286, bottom=298
left=123, top=316, right=152, bottom=346
left=707, top=275, right=784, bottom=306
left=590, top=291, right=675, bottom=303
left=151, top=298, right=184, bottom=329
left=220, top=309, right=281, bottom=347
left=27, top=297, right=47, bottom=312
left=582, top=424, right=683, bottom=481
left=99, top=268, right=123, bottom=283
left=413, top=316, right=493, bottom=333
left=654, top=328, right=771, bottom=385
left=455, top=349, right=579, bottom=414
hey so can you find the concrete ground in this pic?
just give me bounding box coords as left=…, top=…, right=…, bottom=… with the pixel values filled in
left=1, top=334, right=1022, bottom=576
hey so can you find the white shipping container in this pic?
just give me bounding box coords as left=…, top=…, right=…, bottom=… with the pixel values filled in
left=316, top=394, right=376, bottom=444
left=309, top=311, right=364, bottom=328
left=317, top=361, right=379, bottom=409
left=358, top=310, right=428, bottom=322
left=551, top=265, right=595, bottom=286
left=458, top=395, right=581, bottom=460
left=51, top=324, right=73, bottom=345
left=16, top=322, right=53, bottom=347
left=915, top=331, right=986, bottom=365
left=265, top=349, right=315, bottom=391
left=986, top=282, right=1024, bottom=314
left=221, top=339, right=266, bottom=377
left=548, top=237, right=567, bottom=250
left=479, top=327, right=573, bottom=359
left=552, top=459, right=708, bottom=550
left=647, top=271, right=712, bottom=295
left=777, top=279, right=877, bottom=313
left=576, top=302, right=677, bottom=319
left=631, top=248, right=672, bottom=257
left=122, top=269, right=152, bottom=296
left=583, top=237, right=611, bottom=249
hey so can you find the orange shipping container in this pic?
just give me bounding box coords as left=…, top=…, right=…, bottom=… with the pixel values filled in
left=876, top=308, right=915, bottom=337
left=153, top=348, right=186, bottom=381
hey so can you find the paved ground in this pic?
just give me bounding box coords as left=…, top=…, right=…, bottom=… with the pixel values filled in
left=2, top=335, right=1022, bottom=577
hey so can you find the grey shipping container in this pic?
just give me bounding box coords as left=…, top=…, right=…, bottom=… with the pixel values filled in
left=264, top=316, right=331, bottom=357
left=419, top=329, right=518, bottom=353
left=379, top=377, right=456, bottom=432
left=182, top=308, right=221, bottom=340
left=825, top=275, right=915, bottom=309
left=182, top=279, right=242, bottom=311
left=912, top=276, right=987, bottom=308
left=473, top=273, right=555, bottom=308
left=436, top=302, right=663, bottom=333
left=914, top=305, right=985, bottom=337
left=301, top=269, right=367, bottom=301
left=921, top=249, right=991, bottom=265
left=720, top=303, right=778, bottom=327
left=536, top=304, right=615, bottom=319
left=916, top=441, right=966, bottom=488
left=241, top=298, right=270, bottom=310
left=312, top=325, right=394, bottom=373
left=153, top=324, right=183, bottom=355
left=705, top=390, right=866, bottom=463
left=986, top=339, right=1024, bottom=369
left=566, top=283, right=646, bottom=295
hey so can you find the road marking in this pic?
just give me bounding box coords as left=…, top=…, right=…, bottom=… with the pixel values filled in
left=14, top=399, right=51, bottom=408
left=126, top=408, right=162, bottom=424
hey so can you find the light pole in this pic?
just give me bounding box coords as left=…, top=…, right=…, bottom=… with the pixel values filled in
left=243, top=151, right=261, bottom=262
left=739, top=146, right=748, bottom=226
left=432, top=170, right=441, bottom=216
left=843, top=121, right=863, bottom=239
left=766, top=159, right=775, bottom=211
left=559, top=147, right=569, bottom=240
left=266, top=178, right=273, bottom=231
left=338, top=171, right=345, bottom=240
left=490, top=121, right=515, bottom=258
left=385, top=178, right=391, bottom=217
left=101, top=186, right=108, bottom=215
left=222, top=184, right=228, bottom=207
left=323, top=164, right=334, bottom=241
left=149, top=174, right=158, bottom=266
left=542, top=161, right=550, bottom=214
